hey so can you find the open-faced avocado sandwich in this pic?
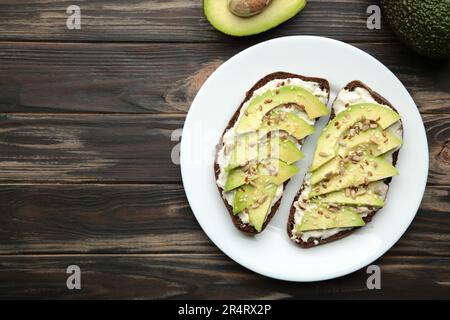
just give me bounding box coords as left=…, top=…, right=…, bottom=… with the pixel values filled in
left=215, top=72, right=330, bottom=233
left=288, top=81, right=403, bottom=247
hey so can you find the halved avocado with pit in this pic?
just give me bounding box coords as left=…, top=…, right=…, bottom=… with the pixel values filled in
left=204, top=0, right=307, bottom=37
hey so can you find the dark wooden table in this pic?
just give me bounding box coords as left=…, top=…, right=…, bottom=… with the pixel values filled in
left=0, top=0, right=448, bottom=299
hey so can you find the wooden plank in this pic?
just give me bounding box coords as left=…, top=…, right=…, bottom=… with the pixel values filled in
left=0, top=254, right=448, bottom=299
left=0, top=113, right=184, bottom=183
left=424, top=114, right=450, bottom=186
left=0, top=113, right=447, bottom=184
left=0, top=0, right=396, bottom=43
left=0, top=184, right=447, bottom=256
left=0, top=42, right=447, bottom=114
left=0, top=184, right=217, bottom=254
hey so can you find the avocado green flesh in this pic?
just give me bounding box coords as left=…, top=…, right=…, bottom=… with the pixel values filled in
left=311, top=103, right=400, bottom=171
left=227, top=132, right=259, bottom=170
left=274, top=138, right=304, bottom=164
left=236, top=85, right=328, bottom=134
left=296, top=206, right=365, bottom=232
left=310, top=129, right=402, bottom=185
left=310, top=159, right=340, bottom=186
left=248, top=193, right=276, bottom=232
left=259, top=159, right=299, bottom=185
left=380, top=0, right=450, bottom=59
left=204, top=0, right=307, bottom=37
left=318, top=189, right=385, bottom=207
left=227, top=136, right=304, bottom=170
left=258, top=137, right=304, bottom=164
left=224, top=159, right=298, bottom=192
left=233, top=182, right=277, bottom=214
left=260, top=110, right=315, bottom=140
left=309, top=156, right=398, bottom=197
left=230, top=159, right=298, bottom=229
left=342, top=128, right=402, bottom=157
left=220, top=76, right=327, bottom=231
left=224, top=163, right=258, bottom=192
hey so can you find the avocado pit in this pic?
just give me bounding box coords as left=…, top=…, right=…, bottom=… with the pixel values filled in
left=228, top=0, right=271, bottom=17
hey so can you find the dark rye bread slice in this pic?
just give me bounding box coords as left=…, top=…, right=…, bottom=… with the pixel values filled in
left=288, top=80, right=403, bottom=247
left=214, top=72, right=330, bottom=234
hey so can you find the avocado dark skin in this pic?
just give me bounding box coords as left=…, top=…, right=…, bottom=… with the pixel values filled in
left=380, top=0, right=450, bottom=60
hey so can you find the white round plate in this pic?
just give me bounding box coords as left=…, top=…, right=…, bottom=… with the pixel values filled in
left=180, top=36, right=428, bottom=282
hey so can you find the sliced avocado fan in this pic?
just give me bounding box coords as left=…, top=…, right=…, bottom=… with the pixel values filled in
left=221, top=80, right=328, bottom=232
left=311, top=103, right=400, bottom=171
left=294, top=95, right=402, bottom=236
left=310, top=129, right=402, bottom=185
left=236, top=85, right=328, bottom=134
left=309, top=156, right=398, bottom=197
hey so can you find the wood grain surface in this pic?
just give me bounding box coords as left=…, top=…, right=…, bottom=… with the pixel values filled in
left=0, top=255, right=448, bottom=299
left=0, top=0, right=448, bottom=299
left=0, top=184, right=448, bottom=256
left=0, top=42, right=448, bottom=114
left=0, top=0, right=396, bottom=42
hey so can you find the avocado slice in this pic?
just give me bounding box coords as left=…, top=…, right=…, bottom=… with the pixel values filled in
left=258, top=159, right=299, bottom=185
left=224, top=162, right=258, bottom=192
left=233, top=182, right=277, bottom=214
left=310, top=159, right=340, bottom=185
left=236, top=85, right=328, bottom=134
left=310, top=128, right=402, bottom=185
left=260, top=109, right=316, bottom=140
left=309, top=156, right=399, bottom=197
left=248, top=192, right=276, bottom=232
left=224, top=159, right=298, bottom=192
left=273, top=138, right=304, bottom=164
left=226, top=132, right=259, bottom=170
left=258, top=137, right=304, bottom=164
left=204, top=0, right=307, bottom=37
left=227, top=135, right=304, bottom=170
left=311, top=103, right=401, bottom=171
left=227, top=132, right=259, bottom=170
left=318, top=189, right=385, bottom=207
left=344, top=128, right=402, bottom=157
left=296, top=205, right=365, bottom=232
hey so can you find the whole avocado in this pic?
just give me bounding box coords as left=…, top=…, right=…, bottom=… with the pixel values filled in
left=380, top=0, right=450, bottom=59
